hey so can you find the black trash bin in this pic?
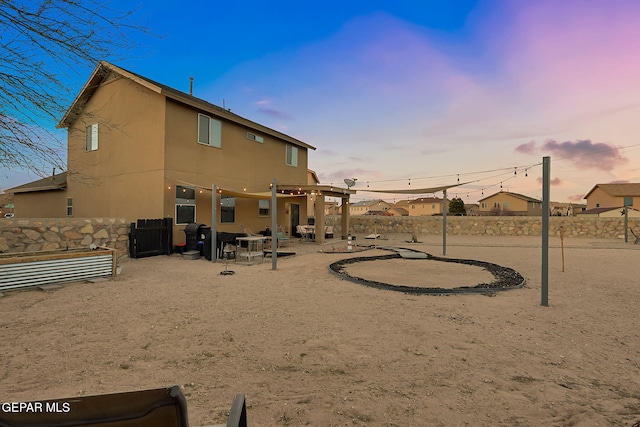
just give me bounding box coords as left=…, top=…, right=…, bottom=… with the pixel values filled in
left=184, top=223, right=206, bottom=252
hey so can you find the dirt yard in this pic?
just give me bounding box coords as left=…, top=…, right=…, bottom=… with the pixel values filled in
left=1, top=235, right=639, bottom=426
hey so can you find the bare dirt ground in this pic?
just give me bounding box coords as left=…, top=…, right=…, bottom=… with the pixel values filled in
left=1, top=234, right=640, bottom=426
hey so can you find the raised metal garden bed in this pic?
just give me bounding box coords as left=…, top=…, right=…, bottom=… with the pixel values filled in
left=0, top=247, right=116, bottom=292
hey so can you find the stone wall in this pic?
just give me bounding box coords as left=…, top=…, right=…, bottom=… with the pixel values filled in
left=325, top=216, right=640, bottom=240
left=0, top=218, right=129, bottom=257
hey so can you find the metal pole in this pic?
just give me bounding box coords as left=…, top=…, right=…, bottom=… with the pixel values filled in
left=624, top=206, right=629, bottom=243
left=442, top=189, right=447, bottom=256
left=271, top=179, right=277, bottom=270
left=541, top=156, right=550, bottom=306
left=211, top=185, right=217, bottom=263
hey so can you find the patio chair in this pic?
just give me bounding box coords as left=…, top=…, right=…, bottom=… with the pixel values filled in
left=277, top=231, right=290, bottom=247
left=325, top=226, right=334, bottom=239
left=296, top=225, right=309, bottom=241
left=0, top=386, right=248, bottom=427
left=631, top=228, right=640, bottom=244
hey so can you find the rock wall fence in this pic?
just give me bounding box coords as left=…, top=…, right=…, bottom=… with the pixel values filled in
left=325, top=216, right=640, bottom=240
left=0, top=218, right=129, bottom=258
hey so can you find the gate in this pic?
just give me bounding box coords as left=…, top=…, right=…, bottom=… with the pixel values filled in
left=129, top=218, right=173, bottom=258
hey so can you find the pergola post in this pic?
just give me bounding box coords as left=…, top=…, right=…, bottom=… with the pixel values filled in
left=341, top=196, right=350, bottom=239
left=314, top=193, right=326, bottom=244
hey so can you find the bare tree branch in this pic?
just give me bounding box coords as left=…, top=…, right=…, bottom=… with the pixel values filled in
left=0, top=0, right=149, bottom=176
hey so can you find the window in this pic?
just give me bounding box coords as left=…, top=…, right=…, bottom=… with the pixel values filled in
left=624, top=197, right=633, bottom=207
left=221, top=196, right=235, bottom=223
left=198, top=114, right=221, bottom=147
left=247, top=132, right=264, bottom=143
left=481, top=202, right=487, bottom=208
left=503, top=202, right=510, bottom=209
left=175, top=185, right=196, bottom=225
left=85, top=123, right=98, bottom=151
left=286, top=144, right=298, bottom=167
left=66, top=198, right=73, bottom=216
left=596, top=203, right=600, bottom=207
left=259, top=199, right=270, bottom=216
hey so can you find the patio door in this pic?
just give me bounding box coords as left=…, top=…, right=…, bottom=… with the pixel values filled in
left=289, top=203, right=300, bottom=237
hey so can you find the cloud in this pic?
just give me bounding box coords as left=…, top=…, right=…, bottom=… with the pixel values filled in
left=536, top=177, right=562, bottom=186
left=257, top=108, right=292, bottom=120
left=319, top=168, right=384, bottom=184
left=567, top=194, right=586, bottom=202
left=515, top=140, right=536, bottom=154
left=542, top=139, right=629, bottom=171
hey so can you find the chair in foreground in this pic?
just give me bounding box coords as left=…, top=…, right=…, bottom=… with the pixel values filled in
left=0, top=386, right=247, bottom=427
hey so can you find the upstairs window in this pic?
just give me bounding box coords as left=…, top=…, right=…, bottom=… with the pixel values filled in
left=624, top=197, right=633, bottom=207
left=85, top=123, right=98, bottom=151
left=198, top=114, right=221, bottom=147
left=286, top=144, right=298, bottom=167
left=66, top=198, right=73, bottom=216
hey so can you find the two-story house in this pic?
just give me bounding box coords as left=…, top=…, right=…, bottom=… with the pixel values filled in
left=10, top=61, right=318, bottom=243
left=348, top=200, right=392, bottom=216
left=477, top=191, right=543, bottom=216
left=583, top=183, right=640, bottom=210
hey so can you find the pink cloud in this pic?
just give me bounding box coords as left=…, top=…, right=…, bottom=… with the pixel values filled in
left=515, top=140, right=536, bottom=154
left=542, top=139, right=628, bottom=171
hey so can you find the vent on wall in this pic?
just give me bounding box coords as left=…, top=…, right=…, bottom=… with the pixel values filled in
left=247, top=132, right=264, bottom=143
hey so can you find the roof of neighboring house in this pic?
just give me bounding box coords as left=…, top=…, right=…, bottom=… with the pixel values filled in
left=364, top=210, right=394, bottom=216
left=388, top=207, right=409, bottom=215
left=58, top=61, right=315, bottom=151
left=583, top=183, right=640, bottom=199
left=578, top=206, right=638, bottom=215
left=477, top=191, right=541, bottom=203
left=6, top=172, right=68, bottom=194
left=394, top=197, right=442, bottom=206
left=350, top=199, right=388, bottom=207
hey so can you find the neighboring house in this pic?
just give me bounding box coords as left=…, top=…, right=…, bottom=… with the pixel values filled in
left=583, top=183, right=640, bottom=210
left=464, top=203, right=479, bottom=216
left=550, top=202, right=587, bottom=216
left=349, top=199, right=392, bottom=216
left=477, top=191, right=543, bottom=216
left=577, top=207, right=640, bottom=218
left=0, top=192, right=15, bottom=217
left=8, top=61, right=317, bottom=243
left=324, top=201, right=340, bottom=216
left=393, top=197, right=444, bottom=216
left=9, top=173, right=67, bottom=218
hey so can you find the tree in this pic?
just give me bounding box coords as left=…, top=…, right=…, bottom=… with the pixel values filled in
left=448, top=197, right=466, bottom=215
left=0, top=0, right=147, bottom=176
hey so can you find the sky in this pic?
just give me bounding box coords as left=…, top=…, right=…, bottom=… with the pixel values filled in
left=3, top=0, right=640, bottom=204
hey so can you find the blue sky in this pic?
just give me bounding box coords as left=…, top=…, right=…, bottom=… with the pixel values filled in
left=4, top=0, right=640, bottom=204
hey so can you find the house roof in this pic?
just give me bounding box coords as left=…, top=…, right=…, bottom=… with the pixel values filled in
left=6, top=172, right=68, bottom=194
left=388, top=207, right=409, bottom=215
left=477, top=191, right=541, bottom=203
left=394, top=197, right=442, bottom=206
left=58, top=61, right=316, bottom=151
left=583, top=183, right=640, bottom=199
left=579, top=206, right=637, bottom=215
left=350, top=199, right=387, bottom=207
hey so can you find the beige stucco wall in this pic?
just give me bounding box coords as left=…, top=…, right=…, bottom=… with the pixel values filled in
left=13, top=190, right=67, bottom=218
left=585, top=187, right=639, bottom=210
left=163, top=99, right=309, bottom=242
left=398, top=199, right=443, bottom=216
left=66, top=75, right=167, bottom=220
